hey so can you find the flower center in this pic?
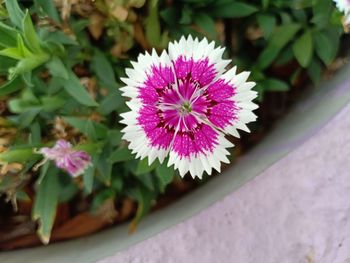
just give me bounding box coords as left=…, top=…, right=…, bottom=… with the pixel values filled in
left=180, top=101, right=192, bottom=115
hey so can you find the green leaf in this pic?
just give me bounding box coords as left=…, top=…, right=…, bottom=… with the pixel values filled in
left=128, top=186, right=155, bottom=231
left=48, top=76, right=63, bottom=94
left=314, top=31, right=338, bottom=65
left=74, top=142, right=103, bottom=155
left=262, top=0, right=270, bottom=9
left=261, top=78, right=289, bottom=92
left=194, top=13, right=216, bottom=37
left=279, top=12, right=292, bottom=24
left=46, top=56, right=69, bottom=80
left=96, top=146, right=113, bottom=185
left=34, top=0, right=60, bottom=23
left=210, top=2, right=258, bottom=18
left=18, top=108, right=41, bottom=128
left=307, top=58, right=322, bottom=85
left=8, top=96, right=40, bottom=113
left=312, top=0, right=332, bottom=29
left=155, top=161, right=174, bottom=193
left=98, top=90, right=123, bottom=115
left=91, top=50, right=116, bottom=88
left=292, top=0, right=313, bottom=9
left=63, top=116, right=108, bottom=140
left=16, top=34, right=33, bottom=57
left=257, top=14, right=276, bottom=40
left=107, top=129, right=122, bottom=146
left=22, top=71, right=33, bottom=87
left=23, top=10, right=42, bottom=53
left=41, top=96, right=66, bottom=111
left=145, top=0, right=161, bottom=47
left=160, top=7, right=178, bottom=27
left=330, top=9, right=343, bottom=26
left=292, top=9, right=307, bottom=24
left=257, top=23, right=301, bottom=69
left=83, top=166, right=95, bottom=194
left=290, top=68, right=302, bottom=86
left=135, top=158, right=157, bottom=176
left=111, top=174, right=123, bottom=192
left=0, top=21, right=18, bottom=47
left=0, top=147, right=36, bottom=163
left=63, top=71, right=98, bottom=107
left=32, top=75, right=47, bottom=92
left=29, top=122, right=41, bottom=144
left=274, top=45, right=294, bottom=65
left=11, top=54, right=50, bottom=77
left=0, top=4, right=7, bottom=18
left=32, top=165, right=60, bottom=244
left=136, top=173, right=155, bottom=191
left=0, top=47, right=24, bottom=60
left=293, top=30, right=313, bottom=68
left=5, top=0, right=24, bottom=29
left=108, top=148, right=134, bottom=163
left=36, top=162, right=50, bottom=185
left=179, top=5, right=192, bottom=24
left=0, top=77, right=23, bottom=96
left=57, top=174, right=78, bottom=202
left=0, top=56, right=16, bottom=74
left=42, top=30, right=77, bottom=46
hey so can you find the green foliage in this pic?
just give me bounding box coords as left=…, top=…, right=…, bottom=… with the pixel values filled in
left=293, top=30, right=313, bottom=68
left=62, top=71, right=99, bottom=107
left=0, top=0, right=345, bottom=244
left=256, top=24, right=302, bottom=70
left=32, top=164, right=60, bottom=244
left=156, top=161, right=175, bottom=193
left=210, top=2, right=258, bottom=18
left=109, top=148, right=134, bottom=163
left=160, top=0, right=258, bottom=38
left=0, top=77, right=23, bottom=96
left=128, top=185, right=155, bottom=230
left=145, top=0, right=162, bottom=47
left=5, top=0, right=24, bottom=29
left=0, top=147, right=38, bottom=163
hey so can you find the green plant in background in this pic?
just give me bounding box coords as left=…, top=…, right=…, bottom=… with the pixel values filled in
left=0, top=0, right=347, bottom=244
left=158, top=0, right=344, bottom=100
left=250, top=0, right=343, bottom=99
left=160, top=0, right=258, bottom=38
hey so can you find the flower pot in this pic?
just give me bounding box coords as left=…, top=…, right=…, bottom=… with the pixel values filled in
left=1, top=63, right=350, bottom=263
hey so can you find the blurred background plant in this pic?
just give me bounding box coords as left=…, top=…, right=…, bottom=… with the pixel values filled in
left=0, top=0, right=348, bottom=248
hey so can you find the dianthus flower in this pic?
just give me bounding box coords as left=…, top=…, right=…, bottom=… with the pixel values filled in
left=38, top=140, right=91, bottom=177
left=121, top=36, right=258, bottom=178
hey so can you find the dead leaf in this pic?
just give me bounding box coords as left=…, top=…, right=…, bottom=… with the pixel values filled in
left=246, top=25, right=263, bottom=41
left=134, top=22, right=151, bottom=50
left=95, top=198, right=118, bottom=223
left=111, top=6, right=128, bottom=22
left=118, top=198, right=135, bottom=222
left=88, top=12, right=105, bottom=39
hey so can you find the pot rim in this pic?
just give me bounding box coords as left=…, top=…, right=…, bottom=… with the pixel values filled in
left=1, top=63, right=350, bottom=263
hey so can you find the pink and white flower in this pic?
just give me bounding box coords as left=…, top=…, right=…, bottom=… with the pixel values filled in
left=333, top=0, right=350, bottom=24
left=38, top=140, right=91, bottom=177
left=120, top=36, right=258, bottom=178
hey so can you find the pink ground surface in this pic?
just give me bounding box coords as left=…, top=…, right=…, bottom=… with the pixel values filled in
left=99, top=102, right=350, bottom=263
